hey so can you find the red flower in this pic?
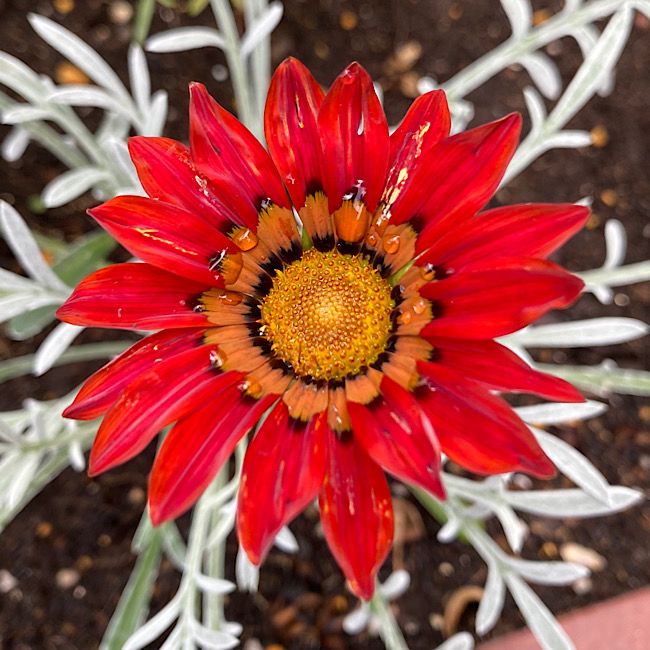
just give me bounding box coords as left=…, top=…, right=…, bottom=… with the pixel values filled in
left=57, top=59, right=587, bottom=600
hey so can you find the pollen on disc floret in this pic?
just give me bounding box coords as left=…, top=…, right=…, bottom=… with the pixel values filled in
left=260, top=249, right=394, bottom=381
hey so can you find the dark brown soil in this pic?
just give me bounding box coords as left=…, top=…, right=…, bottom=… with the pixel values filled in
left=0, top=1, right=648, bottom=649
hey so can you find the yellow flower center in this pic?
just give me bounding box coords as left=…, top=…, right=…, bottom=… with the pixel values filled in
left=260, top=249, right=394, bottom=381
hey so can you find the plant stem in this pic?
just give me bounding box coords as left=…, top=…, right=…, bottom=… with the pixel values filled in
left=204, top=467, right=228, bottom=629
left=369, top=584, right=410, bottom=650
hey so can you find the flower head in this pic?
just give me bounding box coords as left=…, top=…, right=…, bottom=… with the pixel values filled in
left=57, top=58, right=587, bottom=600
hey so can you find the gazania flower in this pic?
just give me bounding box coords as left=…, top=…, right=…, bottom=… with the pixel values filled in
left=58, top=58, right=587, bottom=599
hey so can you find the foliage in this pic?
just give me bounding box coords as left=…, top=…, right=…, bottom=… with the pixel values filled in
left=0, top=1, right=648, bottom=649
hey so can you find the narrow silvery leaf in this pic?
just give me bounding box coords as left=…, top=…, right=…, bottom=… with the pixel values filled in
left=500, top=0, right=532, bottom=38
left=522, top=86, right=546, bottom=132
left=96, top=111, right=130, bottom=145
left=143, top=90, right=168, bottom=137
left=222, top=622, right=243, bottom=638
left=122, top=593, right=181, bottom=650
left=0, top=53, right=46, bottom=102
left=0, top=293, right=64, bottom=323
left=0, top=268, right=35, bottom=291
left=540, top=363, right=650, bottom=397
left=68, top=439, right=86, bottom=472
left=2, top=126, right=30, bottom=162
left=28, top=14, right=130, bottom=102
left=0, top=202, right=69, bottom=292
left=493, top=504, right=528, bottom=552
left=274, top=526, right=299, bottom=553
left=146, top=27, right=226, bottom=52
left=520, top=52, right=561, bottom=99
left=236, top=545, right=259, bottom=592
left=504, top=486, right=643, bottom=517
left=195, top=573, right=236, bottom=595
left=0, top=419, right=20, bottom=443
left=161, top=527, right=188, bottom=571
left=507, top=318, right=648, bottom=347
left=342, top=605, right=370, bottom=635
left=476, top=564, right=506, bottom=635
left=436, top=632, right=475, bottom=650
left=33, top=322, right=83, bottom=376
left=128, top=45, right=151, bottom=114
left=533, top=428, right=610, bottom=504
left=506, top=558, right=589, bottom=586
left=438, top=517, right=461, bottom=543
left=2, top=105, right=51, bottom=124
left=505, top=574, right=575, bottom=650
left=603, top=219, right=626, bottom=268
left=190, top=620, right=239, bottom=650
left=7, top=453, right=40, bottom=510
left=206, top=507, right=235, bottom=549
left=104, top=139, right=141, bottom=191
left=379, top=570, right=410, bottom=599
left=47, top=86, right=131, bottom=118
left=563, top=0, right=582, bottom=12
left=573, top=25, right=612, bottom=95
left=545, top=130, right=593, bottom=149
left=548, top=8, right=633, bottom=130
left=241, top=2, right=284, bottom=58
left=581, top=261, right=650, bottom=288
left=42, top=167, right=108, bottom=208
left=516, top=400, right=607, bottom=425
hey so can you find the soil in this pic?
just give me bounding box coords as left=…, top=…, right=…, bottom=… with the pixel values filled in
left=0, top=1, right=648, bottom=649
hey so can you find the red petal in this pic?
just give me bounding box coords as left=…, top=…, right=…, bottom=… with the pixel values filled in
left=379, top=91, right=451, bottom=223
left=318, top=62, right=389, bottom=212
left=417, top=361, right=555, bottom=478
left=348, top=377, right=444, bottom=498
left=89, top=346, right=233, bottom=475
left=420, top=258, right=584, bottom=339
left=319, top=432, right=394, bottom=600
left=420, top=203, right=590, bottom=271
left=393, top=114, right=520, bottom=251
left=425, top=338, right=584, bottom=402
left=56, top=263, right=210, bottom=330
left=237, top=404, right=327, bottom=564
left=90, top=196, right=233, bottom=285
left=149, top=387, right=275, bottom=525
left=265, top=57, right=325, bottom=208
left=128, top=136, right=244, bottom=228
left=189, top=83, right=289, bottom=226
left=64, top=329, right=204, bottom=420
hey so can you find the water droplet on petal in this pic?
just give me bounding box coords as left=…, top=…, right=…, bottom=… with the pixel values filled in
left=214, top=289, right=243, bottom=306
left=419, top=263, right=435, bottom=282
left=210, top=349, right=227, bottom=368
left=383, top=233, right=401, bottom=254
left=232, top=227, right=258, bottom=251
left=397, top=309, right=412, bottom=325
left=240, top=377, right=262, bottom=397
left=413, top=298, right=427, bottom=314
left=220, top=253, right=243, bottom=284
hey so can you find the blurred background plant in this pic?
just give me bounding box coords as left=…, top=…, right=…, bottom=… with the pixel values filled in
left=0, top=1, right=649, bottom=649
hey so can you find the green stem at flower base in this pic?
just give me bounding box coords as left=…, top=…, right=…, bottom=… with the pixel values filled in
left=369, top=583, right=410, bottom=650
